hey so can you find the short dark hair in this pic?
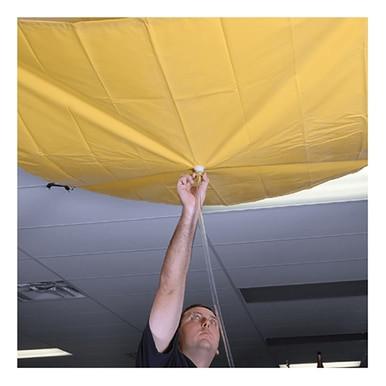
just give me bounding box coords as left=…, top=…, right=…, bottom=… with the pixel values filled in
left=182, top=304, right=216, bottom=316
left=179, top=303, right=216, bottom=327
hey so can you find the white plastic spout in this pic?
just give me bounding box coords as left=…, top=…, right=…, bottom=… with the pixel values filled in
left=194, top=165, right=205, bottom=174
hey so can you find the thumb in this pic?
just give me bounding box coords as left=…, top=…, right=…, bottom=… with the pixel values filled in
left=197, top=173, right=209, bottom=205
left=198, top=172, right=209, bottom=188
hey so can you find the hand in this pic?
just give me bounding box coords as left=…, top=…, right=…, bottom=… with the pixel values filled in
left=177, top=173, right=209, bottom=213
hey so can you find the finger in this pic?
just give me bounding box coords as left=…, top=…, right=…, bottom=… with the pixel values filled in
left=178, top=175, right=188, bottom=186
left=201, top=173, right=209, bottom=186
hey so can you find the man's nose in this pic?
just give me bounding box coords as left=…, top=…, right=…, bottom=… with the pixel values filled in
left=201, top=318, right=210, bottom=328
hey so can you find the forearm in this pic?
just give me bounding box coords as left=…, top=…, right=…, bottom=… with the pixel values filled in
left=158, top=207, right=199, bottom=293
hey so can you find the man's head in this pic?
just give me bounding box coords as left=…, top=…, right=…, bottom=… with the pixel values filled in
left=178, top=304, right=220, bottom=363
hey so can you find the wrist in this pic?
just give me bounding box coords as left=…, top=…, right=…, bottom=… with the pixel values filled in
left=182, top=205, right=200, bottom=220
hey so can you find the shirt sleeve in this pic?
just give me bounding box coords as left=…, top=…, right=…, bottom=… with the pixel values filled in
left=135, top=321, right=178, bottom=367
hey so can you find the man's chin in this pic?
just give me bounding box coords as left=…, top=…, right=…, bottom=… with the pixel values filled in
left=197, top=337, right=213, bottom=350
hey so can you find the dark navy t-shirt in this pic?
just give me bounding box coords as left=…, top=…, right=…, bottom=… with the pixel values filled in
left=136, top=321, right=196, bottom=367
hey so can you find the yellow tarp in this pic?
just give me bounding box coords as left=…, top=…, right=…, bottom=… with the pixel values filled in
left=18, top=18, right=367, bottom=205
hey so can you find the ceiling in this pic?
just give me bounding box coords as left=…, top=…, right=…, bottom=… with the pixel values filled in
left=17, top=167, right=368, bottom=367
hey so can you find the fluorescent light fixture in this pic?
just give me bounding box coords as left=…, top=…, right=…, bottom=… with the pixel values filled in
left=17, top=348, right=72, bottom=359
left=204, top=167, right=367, bottom=213
left=279, top=361, right=361, bottom=368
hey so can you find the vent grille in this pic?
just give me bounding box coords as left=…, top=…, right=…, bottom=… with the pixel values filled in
left=18, top=280, right=85, bottom=302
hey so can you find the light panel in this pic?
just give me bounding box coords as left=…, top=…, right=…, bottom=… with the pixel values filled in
left=279, top=361, right=361, bottom=368
left=17, top=348, right=72, bottom=359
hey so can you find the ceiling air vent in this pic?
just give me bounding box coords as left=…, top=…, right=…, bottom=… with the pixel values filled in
left=18, top=280, right=85, bottom=302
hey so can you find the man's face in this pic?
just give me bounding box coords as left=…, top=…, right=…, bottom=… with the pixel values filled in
left=178, top=306, right=220, bottom=354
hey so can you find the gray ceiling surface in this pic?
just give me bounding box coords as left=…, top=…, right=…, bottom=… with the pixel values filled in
left=17, top=168, right=368, bottom=367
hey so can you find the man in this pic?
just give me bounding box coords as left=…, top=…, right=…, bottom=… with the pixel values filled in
left=136, top=173, right=220, bottom=367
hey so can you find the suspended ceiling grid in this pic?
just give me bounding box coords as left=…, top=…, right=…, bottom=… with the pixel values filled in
left=18, top=168, right=367, bottom=367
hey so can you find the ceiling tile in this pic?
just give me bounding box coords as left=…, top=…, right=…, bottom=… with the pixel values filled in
left=37, top=246, right=220, bottom=280
left=18, top=259, right=62, bottom=283
left=18, top=168, right=47, bottom=187
left=18, top=168, right=180, bottom=228
left=18, top=249, right=32, bottom=260
left=21, top=321, right=142, bottom=355
left=19, top=217, right=202, bottom=258
left=212, top=233, right=367, bottom=269
left=225, top=259, right=367, bottom=288
left=19, top=308, right=125, bottom=328
left=204, top=201, right=367, bottom=244
left=18, top=297, right=108, bottom=317
left=69, top=268, right=231, bottom=299
left=18, top=184, right=181, bottom=228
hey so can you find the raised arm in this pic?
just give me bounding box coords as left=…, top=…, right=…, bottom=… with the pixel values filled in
left=149, top=172, right=209, bottom=353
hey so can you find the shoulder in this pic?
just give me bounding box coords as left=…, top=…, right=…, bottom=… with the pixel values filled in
left=136, top=321, right=179, bottom=367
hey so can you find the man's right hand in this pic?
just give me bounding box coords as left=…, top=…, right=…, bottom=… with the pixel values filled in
left=177, top=173, right=209, bottom=213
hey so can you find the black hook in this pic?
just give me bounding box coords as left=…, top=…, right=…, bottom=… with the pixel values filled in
left=46, top=182, right=74, bottom=191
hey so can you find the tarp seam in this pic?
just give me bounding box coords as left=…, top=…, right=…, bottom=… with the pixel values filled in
left=18, top=113, right=43, bottom=156
left=71, top=24, right=123, bottom=118
left=200, top=19, right=253, bottom=166
left=209, top=159, right=367, bottom=170
left=288, top=19, right=313, bottom=187
left=209, top=182, right=228, bottom=206
left=18, top=25, right=46, bottom=74
left=66, top=107, right=119, bottom=181
left=258, top=173, right=270, bottom=198
left=219, top=19, right=250, bottom=143
left=142, top=18, right=197, bottom=165
left=20, top=66, right=189, bottom=167
left=18, top=112, right=87, bottom=184
left=71, top=24, right=154, bottom=175
left=85, top=169, right=187, bottom=188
